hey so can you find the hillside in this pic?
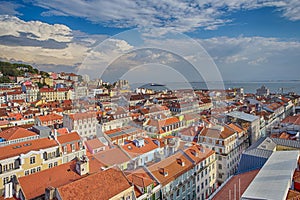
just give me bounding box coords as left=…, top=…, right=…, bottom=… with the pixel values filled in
left=0, top=61, right=48, bottom=83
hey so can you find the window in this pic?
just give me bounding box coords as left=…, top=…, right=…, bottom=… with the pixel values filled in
left=31, top=168, right=36, bottom=174
left=3, top=177, right=9, bottom=185
left=9, top=163, right=13, bottom=170
left=37, top=167, right=41, bottom=172
left=3, top=164, right=8, bottom=172
left=177, top=189, right=180, bottom=196
left=63, top=145, right=67, bottom=153
left=218, top=164, right=222, bottom=170
left=201, top=182, right=204, bottom=189
left=25, top=170, right=29, bottom=176
left=30, top=156, right=36, bottom=164
left=205, top=179, right=208, bottom=186
left=49, top=163, right=53, bottom=168
left=71, top=144, right=75, bottom=151
left=54, top=162, right=58, bottom=167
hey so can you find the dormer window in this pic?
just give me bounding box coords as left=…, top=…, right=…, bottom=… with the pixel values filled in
left=159, top=168, right=168, bottom=177
left=176, top=158, right=185, bottom=167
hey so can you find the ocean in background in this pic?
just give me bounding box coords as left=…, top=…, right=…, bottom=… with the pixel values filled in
left=131, top=81, right=300, bottom=94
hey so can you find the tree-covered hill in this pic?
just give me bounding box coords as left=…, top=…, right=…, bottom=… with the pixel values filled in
left=0, top=61, right=48, bottom=83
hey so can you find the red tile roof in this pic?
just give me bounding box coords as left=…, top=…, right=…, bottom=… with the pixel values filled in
left=39, top=88, right=55, bottom=93
left=0, top=127, right=37, bottom=140
left=148, top=151, right=194, bottom=186
left=57, top=132, right=81, bottom=144
left=184, top=143, right=214, bottom=164
left=0, top=137, right=58, bottom=160
left=212, top=170, right=259, bottom=200
left=122, top=137, right=160, bottom=157
left=67, top=112, right=97, bottom=121
left=36, top=113, right=63, bottom=122
left=200, top=125, right=236, bottom=139
left=126, top=167, right=158, bottom=189
left=93, top=148, right=131, bottom=167
left=286, top=189, right=300, bottom=200
left=56, top=128, right=69, bottom=135
left=57, top=168, right=132, bottom=200
left=18, top=160, right=83, bottom=200
left=85, top=138, right=106, bottom=150
left=88, top=155, right=105, bottom=173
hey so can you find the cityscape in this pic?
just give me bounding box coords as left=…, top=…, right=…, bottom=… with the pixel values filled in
left=0, top=1, right=300, bottom=200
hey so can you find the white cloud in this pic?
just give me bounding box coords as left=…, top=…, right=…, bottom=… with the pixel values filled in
left=0, top=42, right=88, bottom=66
left=27, top=0, right=300, bottom=33
left=0, top=15, right=72, bottom=42
left=199, top=36, right=300, bottom=80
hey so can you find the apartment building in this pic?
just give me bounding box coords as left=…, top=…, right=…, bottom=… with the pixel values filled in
left=184, top=144, right=217, bottom=200
left=0, top=137, right=60, bottom=193
left=35, top=113, right=63, bottom=128
left=199, top=124, right=248, bottom=183
left=63, top=112, right=98, bottom=138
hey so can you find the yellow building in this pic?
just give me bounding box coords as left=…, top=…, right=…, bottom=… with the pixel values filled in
left=0, top=137, right=61, bottom=193
left=0, top=131, right=85, bottom=193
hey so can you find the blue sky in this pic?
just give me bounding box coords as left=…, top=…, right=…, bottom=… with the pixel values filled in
left=0, top=0, right=300, bottom=83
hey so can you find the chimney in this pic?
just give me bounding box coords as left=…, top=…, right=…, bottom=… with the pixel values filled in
left=177, top=158, right=185, bottom=167
left=75, top=156, right=89, bottom=176
left=159, top=168, right=168, bottom=177
left=45, top=186, right=56, bottom=200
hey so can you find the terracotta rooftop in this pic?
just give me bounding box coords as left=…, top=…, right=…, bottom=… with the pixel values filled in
left=122, top=137, right=160, bottom=157
left=18, top=160, right=83, bottom=200
left=36, top=113, right=63, bottom=122
left=180, top=126, right=202, bottom=137
left=148, top=151, right=193, bottom=186
left=200, top=125, right=236, bottom=139
left=0, top=137, right=58, bottom=160
left=212, top=170, right=259, bottom=200
left=281, top=114, right=300, bottom=126
left=0, top=127, right=37, bottom=141
left=56, top=128, right=69, bottom=135
left=57, top=132, right=81, bottom=144
left=57, top=168, right=132, bottom=200
left=93, top=147, right=131, bottom=167
left=286, top=189, right=300, bottom=200
left=126, top=167, right=158, bottom=189
left=184, top=143, right=214, bottom=164
left=88, top=155, right=105, bottom=173
left=67, top=112, right=97, bottom=121
left=85, top=138, right=106, bottom=149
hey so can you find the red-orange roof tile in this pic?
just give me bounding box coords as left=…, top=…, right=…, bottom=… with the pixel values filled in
left=57, top=168, right=132, bottom=200
left=18, top=160, right=83, bottom=199
left=0, top=137, right=58, bottom=160
left=212, top=170, right=259, bottom=200
left=0, top=127, right=37, bottom=140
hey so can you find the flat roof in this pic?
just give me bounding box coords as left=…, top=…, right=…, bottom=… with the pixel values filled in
left=242, top=151, right=299, bottom=200
left=227, top=111, right=259, bottom=122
